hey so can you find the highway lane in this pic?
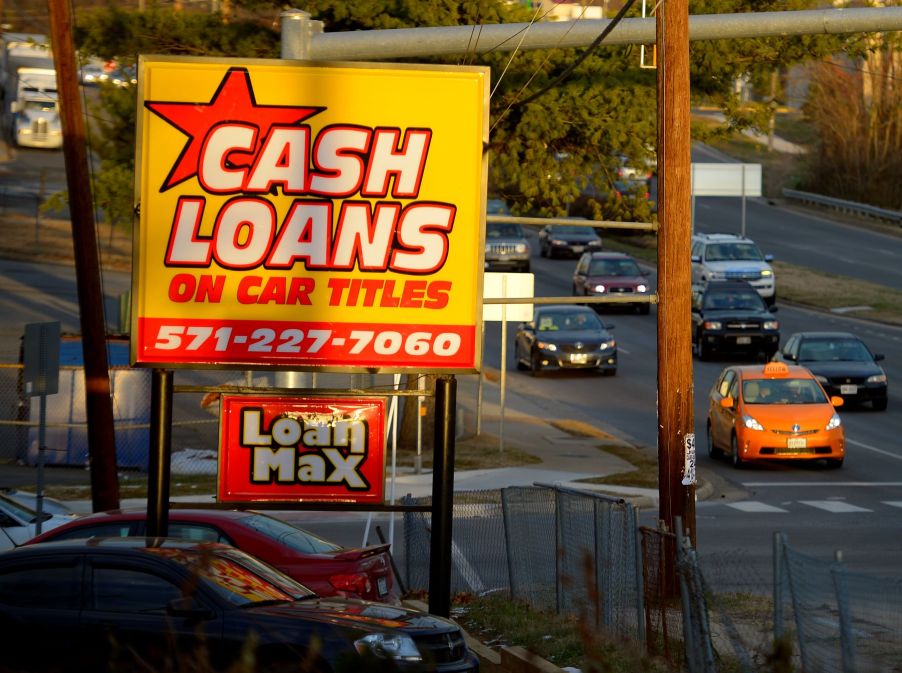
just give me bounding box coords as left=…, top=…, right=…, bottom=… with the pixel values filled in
left=480, top=228, right=902, bottom=576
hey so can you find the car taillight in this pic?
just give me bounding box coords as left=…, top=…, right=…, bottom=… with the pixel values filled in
left=329, top=572, right=373, bottom=598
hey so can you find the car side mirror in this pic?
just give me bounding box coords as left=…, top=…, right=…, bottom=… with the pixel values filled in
left=831, top=396, right=844, bottom=408
left=782, top=352, right=795, bottom=361
left=720, top=396, right=735, bottom=409
left=874, top=353, right=885, bottom=362
left=765, top=254, right=774, bottom=262
left=768, top=305, right=778, bottom=312
left=690, top=255, right=701, bottom=263
left=604, top=323, right=615, bottom=330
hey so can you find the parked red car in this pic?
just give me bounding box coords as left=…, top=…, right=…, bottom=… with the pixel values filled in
left=27, top=508, right=401, bottom=604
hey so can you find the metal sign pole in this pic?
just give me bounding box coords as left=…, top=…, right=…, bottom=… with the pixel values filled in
left=499, top=276, right=508, bottom=453
left=35, top=393, right=46, bottom=535
left=741, top=164, right=747, bottom=238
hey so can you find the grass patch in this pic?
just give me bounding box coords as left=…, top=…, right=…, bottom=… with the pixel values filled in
left=40, top=472, right=219, bottom=501
left=579, top=443, right=659, bottom=489
left=452, top=593, right=670, bottom=672
left=772, top=261, right=902, bottom=326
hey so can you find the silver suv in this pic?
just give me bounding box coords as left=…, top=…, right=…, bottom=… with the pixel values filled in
left=690, top=233, right=776, bottom=305
left=485, top=199, right=530, bottom=272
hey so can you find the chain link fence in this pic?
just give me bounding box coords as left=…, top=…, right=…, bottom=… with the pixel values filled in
left=403, top=485, right=645, bottom=643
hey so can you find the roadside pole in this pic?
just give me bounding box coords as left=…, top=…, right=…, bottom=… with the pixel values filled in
left=47, top=0, right=120, bottom=512
left=656, top=0, right=697, bottom=564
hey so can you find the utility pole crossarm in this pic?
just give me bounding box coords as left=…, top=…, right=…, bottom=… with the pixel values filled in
left=304, top=7, right=902, bottom=61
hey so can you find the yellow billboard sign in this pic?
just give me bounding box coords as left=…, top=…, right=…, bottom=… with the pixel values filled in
left=133, top=56, right=488, bottom=372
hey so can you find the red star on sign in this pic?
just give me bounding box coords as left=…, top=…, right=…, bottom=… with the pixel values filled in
left=145, top=67, right=324, bottom=191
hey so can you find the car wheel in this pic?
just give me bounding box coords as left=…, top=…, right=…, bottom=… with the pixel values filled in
left=530, top=350, right=543, bottom=377
left=515, top=343, right=528, bottom=371
left=522, top=261, right=531, bottom=273
left=638, top=304, right=650, bottom=315
left=540, top=243, right=547, bottom=258
left=697, top=336, right=710, bottom=361
left=766, top=292, right=777, bottom=307
left=731, top=435, right=745, bottom=469
left=873, top=398, right=888, bottom=411
left=825, top=458, right=844, bottom=469
left=706, top=423, right=722, bottom=459
left=601, top=367, right=616, bottom=377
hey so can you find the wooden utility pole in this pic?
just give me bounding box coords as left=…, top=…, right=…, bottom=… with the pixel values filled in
left=47, top=0, right=120, bottom=511
left=656, top=0, right=696, bottom=546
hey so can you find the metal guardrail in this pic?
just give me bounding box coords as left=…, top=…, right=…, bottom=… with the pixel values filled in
left=782, top=188, right=902, bottom=225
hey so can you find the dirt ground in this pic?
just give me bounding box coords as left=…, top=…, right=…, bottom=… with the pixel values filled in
left=0, top=213, right=132, bottom=271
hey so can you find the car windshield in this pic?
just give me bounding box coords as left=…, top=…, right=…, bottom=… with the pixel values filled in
left=242, top=513, right=342, bottom=554
left=147, top=546, right=315, bottom=606
left=23, top=99, right=57, bottom=113
left=551, top=225, right=592, bottom=236
left=536, top=312, right=600, bottom=332
left=588, top=259, right=640, bottom=276
left=797, top=339, right=872, bottom=362
left=704, top=243, right=764, bottom=262
left=487, top=223, right=524, bottom=238
left=703, top=291, right=764, bottom=311
left=742, top=379, right=828, bottom=405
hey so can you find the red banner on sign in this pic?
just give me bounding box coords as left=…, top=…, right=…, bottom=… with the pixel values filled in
left=217, top=396, right=385, bottom=503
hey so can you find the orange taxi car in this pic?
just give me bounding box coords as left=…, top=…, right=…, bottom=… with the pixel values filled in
left=706, top=361, right=845, bottom=468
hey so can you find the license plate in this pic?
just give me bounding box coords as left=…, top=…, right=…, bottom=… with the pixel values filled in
left=787, top=437, right=807, bottom=450
left=570, top=353, right=589, bottom=364
left=840, top=384, right=857, bottom=395
left=377, top=577, right=388, bottom=596
left=736, top=336, right=752, bottom=344
left=572, top=245, right=584, bottom=253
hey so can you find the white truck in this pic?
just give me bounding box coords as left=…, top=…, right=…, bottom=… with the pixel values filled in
left=0, top=33, right=62, bottom=149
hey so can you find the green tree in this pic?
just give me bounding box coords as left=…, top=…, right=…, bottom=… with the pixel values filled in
left=71, top=0, right=868, bottom=227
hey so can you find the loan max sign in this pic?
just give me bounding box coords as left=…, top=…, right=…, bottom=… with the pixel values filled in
left=217, top=396, right=385, bottom=503
left=132, top=56, right=489, bottom=372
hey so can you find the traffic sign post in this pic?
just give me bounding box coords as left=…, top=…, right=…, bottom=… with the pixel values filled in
left=23, top=321, right=61, bottom=535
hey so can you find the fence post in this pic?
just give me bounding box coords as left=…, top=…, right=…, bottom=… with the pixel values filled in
left=634, top=522, right=646, bottom=647
left=774, top=531, right=785, bottom=642
left=501, top=487, right=516, bottom=601
left=554, top=488, right=563, bottom=614
left=832, top=551, right=857, bottom=673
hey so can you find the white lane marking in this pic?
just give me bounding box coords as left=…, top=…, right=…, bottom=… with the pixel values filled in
left=727, top=501, right=788, bottom=513
left=743, top=482, right=902, bottom=487
left=846, top=438, right=902, bottom=461
left=799, top=501, right=872, bottom=513
left=884, top=502, right=902, bottom=509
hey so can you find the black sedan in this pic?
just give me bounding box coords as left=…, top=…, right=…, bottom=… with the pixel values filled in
left=538, top=223, right=602, bottom=258
left=515, top=305, right=617, bottom=376
left=692, top=280, right=780, bottom=361
left=0, top=538, right=477, bottom=673
left=774, top=331, right=888, bottom=410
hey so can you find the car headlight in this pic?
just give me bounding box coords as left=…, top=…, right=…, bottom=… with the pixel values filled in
left=551, top=239, right=566, bottom=245
left=354, top=633, right=422, bottom=662
left=763, top=320, right=779, bottom=330
left=515, top=243, right=528, bottom=253
left=760, top=269, right=773, bottom=277
left=536, top=341, right=558, bottom=351
left=600, top=340, right=615, bottom=350
left=742, top=414, right=765, bottom=431
left=593, top=284, right=606, bottom=293
left=708, top=271, right=726, bottom=280
left=589, top=240, right=602, bottom=247
left=703, top=320, right=722, bottom=330
left=867, top=373, right=887, bottom=383
left=636, top=284, right=648, bottom=293
left=826, top=413, right=842, bottom=431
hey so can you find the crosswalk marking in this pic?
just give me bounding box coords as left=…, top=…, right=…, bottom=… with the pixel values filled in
left=727, top=501, right=789, bottom=513
left=799, top=501, right=872, bottom=513
left=884, top=502, right=902, bottom=509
